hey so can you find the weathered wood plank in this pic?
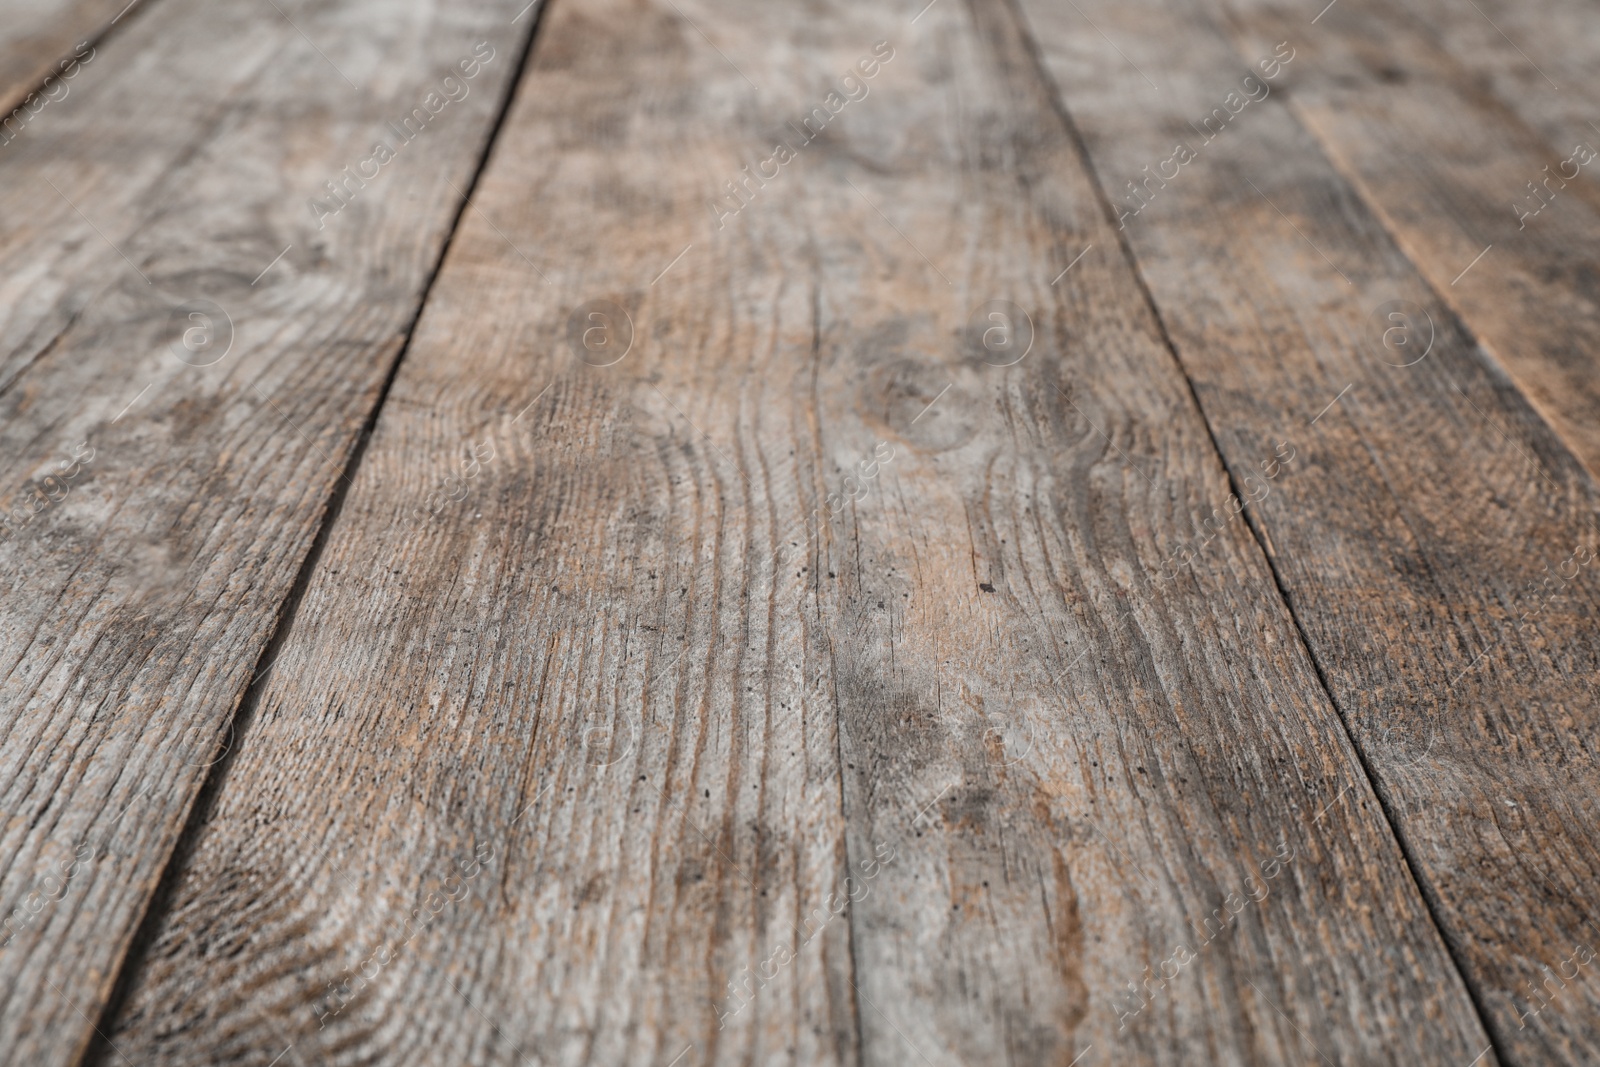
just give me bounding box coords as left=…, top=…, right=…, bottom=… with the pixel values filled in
left=1394, top=0, right=1597, bottom=156
left=102, top=0, right=1489, bottom=1064
left=0, top=0, right=535, bottom=1060
left=1208, top=0, right=1600, bottom=481
left=0, top=0, right=129, bottom=121
left=1013, top=0, right=1600, bottom=1060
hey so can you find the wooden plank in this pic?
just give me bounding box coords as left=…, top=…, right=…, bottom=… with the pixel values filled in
left=0, top=0, right=535, bottom=1060
left=100, top=0, right=1490, bottom=1063
left=1012, top=0, right=1600, bottom=1061
left=1205, top=0, right=1600, bottom=482
left=1391, top=0, right=1598, bottom=156
left=0, top=0, right=130, bottom=121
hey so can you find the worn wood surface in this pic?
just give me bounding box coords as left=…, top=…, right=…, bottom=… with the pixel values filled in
left=1209, top=0, right=1600, bottom=482
left=0, top=0, right=1593, bottom=1062
left=91, top=0, right=1498, bottom=1065
left=1014, top=0, right=1600, bottom=1061
left=1399, top=0, right=1598, bottom=157
left=0, top=0, right=534, bottom=1060
left=0, top=0, right=128, bottom=121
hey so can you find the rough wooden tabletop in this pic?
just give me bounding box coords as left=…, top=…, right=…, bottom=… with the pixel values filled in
left=0, top=0, right=1595, bottom=1064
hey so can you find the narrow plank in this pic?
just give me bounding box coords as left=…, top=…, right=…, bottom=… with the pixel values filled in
left=103, top=0, right=1489, bottom=1063
left=0, top=0, right=130, bottom=120
left=1207, top=0, right=1600, bottom=481
left=1014, top=0, right=1600, bottom=1060
left=0, top=0, right=535, bottom=1060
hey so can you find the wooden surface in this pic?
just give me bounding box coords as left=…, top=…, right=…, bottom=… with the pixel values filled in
left=94, top=0, right=1491, bottom=1064
left=0, top=0, right=126, bottom=120
left=0, top=0, right=1593, bottom=1063
left=1014, top=0, right=1600, bottom=1062
left=1211, top=0, right=1600, bottom=482
left=0, top=0, right=535, bottom=1061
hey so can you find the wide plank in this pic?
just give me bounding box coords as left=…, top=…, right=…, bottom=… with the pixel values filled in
left=0, top=0, right=536, bottom=1061
left=1014, top=0, right=1600, bottom=1060
left=101, top=0, right=1490, bottom=1063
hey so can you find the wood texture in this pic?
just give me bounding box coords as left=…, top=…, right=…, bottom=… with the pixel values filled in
left=0, top=0, right=534, bottom=1061
left=0, top=0, right=132, bottom=121
left=1208, top=0, right=1600, bottom=482
left=1014, top=0, right=1600, bottom=1061
left=97, top=0, right=1493, bottom=1064
left=1396, top=0, right=1598, bottom=156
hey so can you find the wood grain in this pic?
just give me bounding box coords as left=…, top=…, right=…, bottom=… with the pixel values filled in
left=1014, top=0, right=1600, bottom=1060
left=100, top=0, right=1490, bottom=1064
left=1391, top=0, right=1597, bottom=156
left=0, top=0, right=535, bottom=1061
left=0, top=0, right=134, bottom=122
left=1207, top=0, right=1600, bottom=481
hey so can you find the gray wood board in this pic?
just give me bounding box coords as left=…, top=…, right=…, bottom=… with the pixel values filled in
left=0, top=0, right=132, bottom=124
left=102, top=0, right=1488, bottom=1064
left=1211, top=0, right=1600, bottom=486
left=1014, top=0, right=1600, bottom=1060
left=0, top=0, right=536, bottom=1061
